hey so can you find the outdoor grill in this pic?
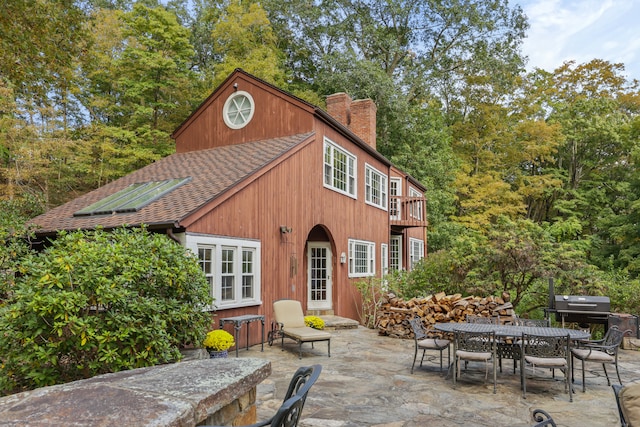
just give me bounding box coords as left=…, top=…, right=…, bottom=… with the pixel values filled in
left=552, top=295, right=611, bottom=327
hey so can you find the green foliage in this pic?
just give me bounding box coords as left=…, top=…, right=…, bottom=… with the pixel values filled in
left=0, top=227, right=212, bottom=395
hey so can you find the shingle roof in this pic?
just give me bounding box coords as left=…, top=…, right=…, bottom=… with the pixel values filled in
left=30, top=133, right=313, bottom=235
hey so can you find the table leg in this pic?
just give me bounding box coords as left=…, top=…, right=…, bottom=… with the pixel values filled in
left=234, top=322, right=241, bottom=357
left=260, top=318, right=264, bottom=352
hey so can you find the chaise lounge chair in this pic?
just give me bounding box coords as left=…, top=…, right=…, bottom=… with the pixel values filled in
left=269, top=299, right=331, bottom=359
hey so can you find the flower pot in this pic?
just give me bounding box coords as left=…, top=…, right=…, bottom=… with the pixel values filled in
left=209, top=350, right=229, bottom=359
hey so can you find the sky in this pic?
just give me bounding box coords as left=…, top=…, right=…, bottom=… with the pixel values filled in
left=515, top=0, right=640, bottom=81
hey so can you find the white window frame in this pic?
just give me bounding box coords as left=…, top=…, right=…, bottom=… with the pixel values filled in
left=409, top=187, right=423, bottom=221
left=324, top=137, right=357, bottom=198
left=223, top=91, right=255, bottom=129
left=381, top=243, right=389, bottom=277
left=348, top=239, right=375, bottom=277
left=365, top=164, right=388, bottom=210
left=389, top=178, right=402, bottom=220
left=409, top=237, right=425, bottom=270
left=390, top=235, right=402, bottom=271
left=185, top=233, right=261, bottom=309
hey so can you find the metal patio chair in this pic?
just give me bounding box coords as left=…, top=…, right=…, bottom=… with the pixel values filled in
left=203, top=364, right=322, bottom=427
left=529, top=409, right=557, bottom=427
left=270, top=299, right=331, bottom=359
left=571, top=325, right=629, bottom=393
left=521, top=332, right=572, bottom=402
left=466, top=314, right=500, bottom=324
left=453, top=329, right=497, bottom=393
left=408, top=317, right=450, bottom=373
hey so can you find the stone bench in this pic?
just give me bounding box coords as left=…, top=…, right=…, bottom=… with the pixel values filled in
left=0, top=358, right=271, bottom=426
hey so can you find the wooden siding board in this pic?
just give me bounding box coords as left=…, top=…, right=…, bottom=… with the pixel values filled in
left=175, top=75, right=314, bottom=153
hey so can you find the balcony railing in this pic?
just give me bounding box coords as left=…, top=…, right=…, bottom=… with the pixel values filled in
left=389, top=196, right=427, bottom=227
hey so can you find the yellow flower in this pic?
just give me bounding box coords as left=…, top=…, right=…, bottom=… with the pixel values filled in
left=304, top=315, right=325, bottom=330
left=203, top=329, right=235, bottom=351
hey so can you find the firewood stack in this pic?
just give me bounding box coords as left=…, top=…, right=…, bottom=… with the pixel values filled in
left=376, top=291, right=514, bottom=338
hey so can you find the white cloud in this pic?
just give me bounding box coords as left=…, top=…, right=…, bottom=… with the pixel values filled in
left=515, top=0, right=639, bottom=80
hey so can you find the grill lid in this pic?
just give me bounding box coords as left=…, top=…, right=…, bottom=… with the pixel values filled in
left=554, top=295, right=610, bottom=312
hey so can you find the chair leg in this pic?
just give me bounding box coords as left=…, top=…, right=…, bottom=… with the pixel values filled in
left=411, top=346, right=418, bottom=374
left=327, top=339, right=330, bottom=357
left=581, top=359, right=586, bottom=393
left=603, top=363, right=611, bottom=386
left=615, top=361, right=622, bottom=385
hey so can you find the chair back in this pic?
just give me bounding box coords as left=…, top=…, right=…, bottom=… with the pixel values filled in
left=273, top=299, right=306, bottom=328
left=602, top=325, right=628, bottom=351
left=282, top=364, right=322, bottom=404
left=454, top=329, right=495, bottom=353
left=466, top=314, right=499, bottom=324
left=269, top=392, right=306, bottom=427
left=521, top=333, right=569, bottom=359
left=409, top=317, right=429, bottom=341
left=516, top=318, right=550, bottom=327
left=270, top=364, right=322, bottom=427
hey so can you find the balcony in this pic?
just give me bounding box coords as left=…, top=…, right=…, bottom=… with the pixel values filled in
left=389, top=196, right=427, bottom=228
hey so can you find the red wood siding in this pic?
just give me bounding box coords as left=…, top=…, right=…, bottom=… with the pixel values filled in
left=188, top=117, right=391, bottom=337
left=174, top=75, right=315, bottom=153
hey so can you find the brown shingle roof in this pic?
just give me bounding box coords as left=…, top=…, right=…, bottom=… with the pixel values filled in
left=30, top=133, right=313, bottom=235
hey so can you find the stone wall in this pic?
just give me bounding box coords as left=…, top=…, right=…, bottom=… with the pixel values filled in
left=0, top=358, right=271, bottom=426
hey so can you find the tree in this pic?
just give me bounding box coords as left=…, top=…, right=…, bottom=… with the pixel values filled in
left=0, top=227, right=212, bottom=395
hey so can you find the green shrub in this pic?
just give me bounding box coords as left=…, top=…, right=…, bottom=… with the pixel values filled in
left=0, top=227, right=212, bottom=395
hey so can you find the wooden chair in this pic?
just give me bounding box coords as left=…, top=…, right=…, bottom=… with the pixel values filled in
left=571, top=325, right=629, bottom=392
left=521, top=332, right=572, bottom=402
left=270, top=300, right=331, bottom=359
left=408, top=317, right=450, bottom=373
left=453, top=329, right=497, bottom=393
left=203, top=364, right=322, bottom=427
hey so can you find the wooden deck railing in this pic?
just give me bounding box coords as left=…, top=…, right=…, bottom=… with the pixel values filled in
left=389, top=196, right=427, bottom=227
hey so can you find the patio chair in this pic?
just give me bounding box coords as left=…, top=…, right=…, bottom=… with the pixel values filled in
left=202, top=364, right=322, bottom=427
left=571, top=325, right=629, bottom=393
left=521, top=332, right=572, bottom=402
left=614, top=381, right=640, bottom=427
left=466, top=314, right=500, bottom=324
left=529, top=409, right=557, bottom=427
left=515, top=317, right=551, bottom=327
left=408, top=317, right=450, bottom=373
left=270, top=299, right=331, bottom=359
left=453, top=329, right=497, bottom=393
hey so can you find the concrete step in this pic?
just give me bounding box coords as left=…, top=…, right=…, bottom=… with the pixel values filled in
left=319, top=315, right=359, bottom=330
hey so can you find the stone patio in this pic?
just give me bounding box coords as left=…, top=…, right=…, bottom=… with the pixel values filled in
left=237, top=322, right=640, bottom=427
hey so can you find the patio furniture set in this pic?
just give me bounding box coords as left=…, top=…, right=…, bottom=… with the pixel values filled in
left=410, top=315, right=630, bottom=404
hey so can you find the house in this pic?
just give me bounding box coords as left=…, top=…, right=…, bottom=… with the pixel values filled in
left=29, top=69, right=427, bottom=344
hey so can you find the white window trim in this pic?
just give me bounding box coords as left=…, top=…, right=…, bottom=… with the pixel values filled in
left=223, top=91, right=255, bottom=129
left=185, top=233, right=261, bottom=310
left=323, top=137, right=357, bottom=199
left=381, top=243, right=389, bottom=277
left=390, top=235, right=402, bottom=271
left=365, top=163, right=388, bottom=211
left=389, top=177, right=402, bottom=220
left=348, top=238, right=375, bottom=278
left=409, top=237, right=425, bottom=271
left=409, top=186, right=424, bottom=221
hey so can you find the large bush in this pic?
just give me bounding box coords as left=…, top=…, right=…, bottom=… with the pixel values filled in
left=0, top=227, right=212, bottom=395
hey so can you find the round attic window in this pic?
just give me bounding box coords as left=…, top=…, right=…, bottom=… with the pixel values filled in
left=223, top=91, right=255, bottom=129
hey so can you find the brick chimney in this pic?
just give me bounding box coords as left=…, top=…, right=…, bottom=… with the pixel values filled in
left=326, top=93, right=377, bottom=150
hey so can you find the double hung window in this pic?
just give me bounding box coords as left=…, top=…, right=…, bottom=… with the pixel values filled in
left=348, top=239, right=375, bottom=277
left=365, top=164, right=388, bottom=210
left=187, top=233, right=261, bottom=309
left=324, top=138, right=356, bottom=197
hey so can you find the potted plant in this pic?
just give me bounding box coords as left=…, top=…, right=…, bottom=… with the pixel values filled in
left=304, top=315, right=325, bottom=330
left=203, top=329, right=235, bottom=358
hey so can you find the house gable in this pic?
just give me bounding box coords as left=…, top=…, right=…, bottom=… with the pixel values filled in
left=172, top=69, right=316, bottom=153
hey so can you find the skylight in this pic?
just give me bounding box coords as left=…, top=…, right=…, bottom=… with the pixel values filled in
left=74, top=178, right=191, bottom=217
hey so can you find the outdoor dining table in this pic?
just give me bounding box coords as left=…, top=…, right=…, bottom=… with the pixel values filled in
left=433, top=322, right=591, bottom=341
left=433, top=322, right=591, bottom=378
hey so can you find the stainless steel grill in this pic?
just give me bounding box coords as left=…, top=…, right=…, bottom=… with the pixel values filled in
left=553, top=295, right=610, bottom=327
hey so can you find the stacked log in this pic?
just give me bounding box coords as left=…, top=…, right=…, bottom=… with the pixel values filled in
left=376, top=291, right=514, bottom=338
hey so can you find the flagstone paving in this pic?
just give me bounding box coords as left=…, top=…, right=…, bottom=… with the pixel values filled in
left=237, top=322, right=640, bottom=427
